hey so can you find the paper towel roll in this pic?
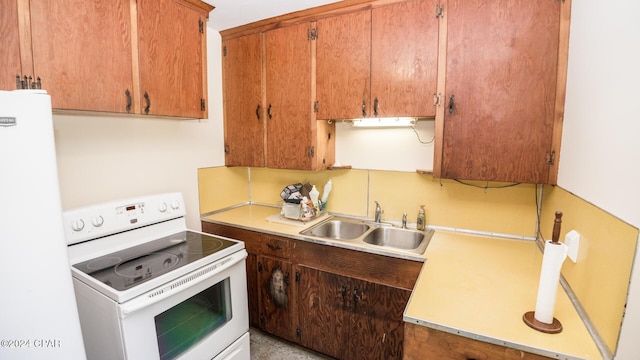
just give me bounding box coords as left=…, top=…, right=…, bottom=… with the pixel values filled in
left=533, top=240, right=569, bottom=324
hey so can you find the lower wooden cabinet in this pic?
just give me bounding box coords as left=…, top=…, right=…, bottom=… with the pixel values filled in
left=298, top=265, right=409, bottom=359
left=403, top=323, right=552, bottom=360
left=202, top=221, right=420, bottom=360
left=258, top=255, right=297, bottom=342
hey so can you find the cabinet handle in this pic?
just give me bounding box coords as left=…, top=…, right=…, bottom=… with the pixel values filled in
left=373, top=98, right=379, bottom=117
left=284, top=270, right=290, bottom=285
left=361, top=100, right=366, bottom=117
left=15, top=74, right=21, bottom=89
left=125, top=89, right=132, bottom=113
left=256, top=104, right=261, bottom=121
left=448, top=94, right=455, bottom=114
left=267, top=243, right=282, bottom=251
left=144, top=92, right=151, bottom=114
left=267, top=104, right=272, bottom=119
left=341, top=285, right=347, bottom=306
left=353, top=287, right=359, bottom=308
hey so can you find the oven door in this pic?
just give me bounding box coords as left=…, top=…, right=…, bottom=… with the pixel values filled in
left=118, top=250, right=248, bottom=360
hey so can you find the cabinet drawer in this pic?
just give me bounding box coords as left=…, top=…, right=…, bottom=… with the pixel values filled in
left=403, top=323, right=551, bottom=360
left=260, top=236, right=291, bottom=258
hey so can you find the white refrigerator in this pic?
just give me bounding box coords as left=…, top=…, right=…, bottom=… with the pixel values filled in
left=0, top=90, right=87, bottom=359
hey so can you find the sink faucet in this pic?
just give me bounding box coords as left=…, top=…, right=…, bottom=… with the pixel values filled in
left=374, top=201, right=383, bottom=222
left=402, top=213, right=407, bottom=229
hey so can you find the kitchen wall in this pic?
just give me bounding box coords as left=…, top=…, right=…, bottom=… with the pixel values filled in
left=557, top=1, right=640, bottom=359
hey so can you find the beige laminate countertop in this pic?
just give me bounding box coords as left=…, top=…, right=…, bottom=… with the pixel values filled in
left=201, top=204, right=602, bottom=360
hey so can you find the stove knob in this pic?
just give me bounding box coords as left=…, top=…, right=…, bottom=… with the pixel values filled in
left=158, top=202, right=168, bottom=213
left=91, top=215, right=104, bottom=228
left=71, top=219, right=85, bottom=232
left=170, top=200, right=180, bottom=210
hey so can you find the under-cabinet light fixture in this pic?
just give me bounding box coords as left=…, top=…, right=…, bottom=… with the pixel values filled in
left=351, top=117, right=417, bottom=128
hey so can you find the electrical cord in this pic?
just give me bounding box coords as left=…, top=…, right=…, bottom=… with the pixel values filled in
left=411, top=126, right=435, bottom=144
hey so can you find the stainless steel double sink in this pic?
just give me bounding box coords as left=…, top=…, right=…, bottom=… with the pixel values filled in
left=300, top=217, right=434, bottom=255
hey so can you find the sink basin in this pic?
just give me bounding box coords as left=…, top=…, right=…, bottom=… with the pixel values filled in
left=300, top=219, right=370, bottom=240
left=362, top=227, right=433, bottom=254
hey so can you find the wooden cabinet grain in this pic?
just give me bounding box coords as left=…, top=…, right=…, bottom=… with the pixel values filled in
left=433, top=0, right=571, bottom=184
left=298, top=265, right=410, bottom=360
left=137, top=0, right=210, bottom=118
left=258, top=255, right=297, bottom=342
left=221, top=23, right=335, bottom=170
left=316, top=0, right=439, bottom=120
left=4, top=0, right=134, bottom=113
left=403, top=323, right=552, bottom=360
left=222, top=33, right=264, bottom=167
left=0, top=0, right=24, bottom=91
left=3, top=0, right=212, bottom=118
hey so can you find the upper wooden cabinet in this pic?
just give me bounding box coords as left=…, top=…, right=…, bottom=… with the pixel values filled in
left=28, top=0, right=134, bottom=113
left=137, top=0, right=210, bottom=118
left=315, top=0, right=439, bottom=120
left=222, top=33, right=264, bottom=167
left=433, top=0, right=571, bottom=184
left=265, top=23, right=332, bottom=170
left=0, top=0, right=24, bottom=91
left=2, top=0, right=212, bottom=119
left=222, top=23, right=335, bottom=170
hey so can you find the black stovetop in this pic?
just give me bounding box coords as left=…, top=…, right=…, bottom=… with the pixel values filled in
left=72, top=231, right=238, bottom=291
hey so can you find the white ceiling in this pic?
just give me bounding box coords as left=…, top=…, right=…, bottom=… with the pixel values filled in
left=204, top=0, right=341, bottom=31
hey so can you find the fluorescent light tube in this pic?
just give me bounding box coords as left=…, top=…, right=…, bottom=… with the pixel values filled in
left=351, top=117, right=416, bottom=128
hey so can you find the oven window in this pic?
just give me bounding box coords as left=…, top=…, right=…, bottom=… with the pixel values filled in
left=155, top=277, right=232, bottom=360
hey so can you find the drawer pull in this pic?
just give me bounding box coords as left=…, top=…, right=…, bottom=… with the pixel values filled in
left=267, top=243, right=282, bottom=251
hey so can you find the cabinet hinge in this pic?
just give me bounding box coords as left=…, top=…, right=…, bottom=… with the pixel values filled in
left=546, top=150, right=556, bottom=165
left=307, top=146, right=315, bottom=158
left=433, top=93, right=441, bottom=107
left=199, top=19, right=204, bottom=34
left=313, top=101, right=319, bottom=113
left=224, top=144, right=230, bottom=155
left=436, top=5, right=444, bottom=18
left=223, top=46, right=227, bottom=57
left=308, top=28, right=318, bottom=41
left=201, top=99, right=206, bottom=111
left=295, top=271, right=300, bottom=283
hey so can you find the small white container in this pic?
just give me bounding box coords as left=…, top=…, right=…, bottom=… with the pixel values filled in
left=282, top=203, right=301, bottom=220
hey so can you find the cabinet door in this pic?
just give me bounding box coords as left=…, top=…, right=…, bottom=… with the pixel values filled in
left=297, top=265, right=350, bottom=360
left=222, top=34, right=264, bottom=167
left=29, top=0, right=134, bottom=112
left=265, top=23, right=313, bottom=169
left=258, top=256, right=296, bottom=342
left=371, top=0, right=439, bottom=118
left=440, top=0, right=561, bottom=183
left=349, top=280, right=410, bottom=360
left=316, top=10, right=371, bottom=120
left=1, top=0, right=23, bottom=90
left=137, top=0, right=208, bottom=118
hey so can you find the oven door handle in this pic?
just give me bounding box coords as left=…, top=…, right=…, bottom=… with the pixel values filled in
left=118, top=250, right=247, bottom=318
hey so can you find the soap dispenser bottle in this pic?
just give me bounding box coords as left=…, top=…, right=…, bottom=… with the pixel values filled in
left=309, top=185, right=320, bottom=212
left=417, top=205, right=426, bottom=231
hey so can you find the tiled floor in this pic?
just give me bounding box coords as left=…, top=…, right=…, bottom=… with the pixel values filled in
left=249, top=328, right=333, bottom=360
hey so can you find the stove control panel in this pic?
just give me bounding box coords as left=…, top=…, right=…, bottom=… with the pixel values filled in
left=63, top=192, right=185, bottom=245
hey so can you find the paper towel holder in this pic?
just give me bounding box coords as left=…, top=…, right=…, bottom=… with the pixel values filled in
left=523, top=211, right=564, bottom=334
